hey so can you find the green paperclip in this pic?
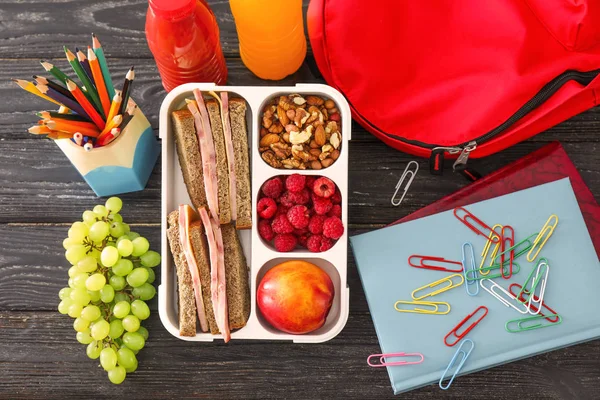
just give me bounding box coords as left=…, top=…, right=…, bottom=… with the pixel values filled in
left=505, top=314, right=562, bottom=333
left=465, top=262, right=520, bottom=281
left=492, top=232, right=538, bottom=266
left=517, top=258, right=549, bottom=303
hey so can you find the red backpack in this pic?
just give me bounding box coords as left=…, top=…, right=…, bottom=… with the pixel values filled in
left=308, top=0, right=600, bottom=177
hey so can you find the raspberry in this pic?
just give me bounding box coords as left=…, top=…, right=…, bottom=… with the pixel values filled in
left=312, top=194, right=333, bottom=215
left=285, top=174, right=306, bottom=193
left=308, top=215, right=327, bottom=235
left=289, top=188, right=310, bottom=205
left=273, top=234, right=297, bottom=252
left=320, top=237, right=334, bottom=251
left=258, top=219, right=274, bottom=241
left=331, top=189, right=342, bottom=204
left=306, top=235, right=334, bottom=252
left=287, top=205, right=310, bottom=229
left=328, top=204, right=342, bottom=218
left=257, top=197, right=277, bottom=219
left=305, top=176, right=316, bottom=190
left=312, top=177, right=335, bottom=198
left=276, top=204, right=289, bottom=216
left=297, top=232, right=310, bottom=248
left=271, top=214, right=294, bottom=234
left=279, top=191, right=296, bottom=208
left=262, top=177, right=283, bottom=198
left=323, top=216, right=344, bottom=239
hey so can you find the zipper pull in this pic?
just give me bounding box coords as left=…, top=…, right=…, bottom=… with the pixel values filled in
left=429, top=146, right=462, bottom=175
left=452, top=141, right=477, bottom=172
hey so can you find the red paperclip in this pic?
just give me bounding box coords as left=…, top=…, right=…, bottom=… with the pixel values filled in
left=443, top=306, right=489, bottom=347
left=453, top=207, right=501, bottom=243
left=508, top=283, right=560, bottom=323
left=408, top=255, right=463, bottom=273
left=500, top=225, right=515, bottom=279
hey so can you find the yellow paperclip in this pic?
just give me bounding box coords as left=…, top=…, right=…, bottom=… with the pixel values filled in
left=394, top=300, right=451, bottom=315
left=411, top=274, right=464, bottom=300
left=526, top=214, right=558, bottom=262
left=479, top=224, right=502, bottom=275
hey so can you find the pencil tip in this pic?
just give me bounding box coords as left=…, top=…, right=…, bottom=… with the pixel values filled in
left=131, top=66, right=135, bottom=71
left=92, top=32, right=96, bottom=38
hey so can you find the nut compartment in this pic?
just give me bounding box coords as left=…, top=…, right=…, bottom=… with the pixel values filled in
left=159, top=83, right=350, bottom=342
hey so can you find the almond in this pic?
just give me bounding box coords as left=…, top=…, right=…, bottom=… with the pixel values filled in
left=277, top=105, right=289, bottom=126
left=259, top=133, right=280, bottom=147
left=314, top=124, right=326, bottom=146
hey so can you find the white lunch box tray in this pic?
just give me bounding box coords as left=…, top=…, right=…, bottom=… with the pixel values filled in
left=158, top=83, right=351, bottom=343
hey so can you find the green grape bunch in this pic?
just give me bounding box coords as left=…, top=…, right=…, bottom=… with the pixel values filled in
left=57, top=197, right=160, bottom=384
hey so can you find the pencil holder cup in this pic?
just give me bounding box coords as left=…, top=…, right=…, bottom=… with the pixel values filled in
left=54, top=106, right=160, bottom=197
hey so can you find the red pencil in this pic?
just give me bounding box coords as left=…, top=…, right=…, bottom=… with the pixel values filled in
left=66, top=80, right=105, bottom=130
left=97, top=127, right=121, bottom=147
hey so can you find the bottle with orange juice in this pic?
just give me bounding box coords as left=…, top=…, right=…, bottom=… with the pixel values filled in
left=229, top=0, right=307, bottom=80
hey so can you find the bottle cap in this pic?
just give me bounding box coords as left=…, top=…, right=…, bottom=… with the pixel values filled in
left=148, top=0, right=195, bottom=19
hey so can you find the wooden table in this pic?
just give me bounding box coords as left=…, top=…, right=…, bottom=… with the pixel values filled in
left=1, top=1, right=599, bottom=398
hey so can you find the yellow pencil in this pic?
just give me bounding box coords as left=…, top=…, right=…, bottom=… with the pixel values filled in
left=13, top=79, right=62, bottom=106
left=98, top=114, right=122, bottom=137
left=105, top=92, right=122, bottom=126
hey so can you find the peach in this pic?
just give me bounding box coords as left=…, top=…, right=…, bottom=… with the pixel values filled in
left=257, top=260, right=334, bottom=334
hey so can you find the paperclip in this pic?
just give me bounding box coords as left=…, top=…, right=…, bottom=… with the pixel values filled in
left=439, top=339, right=475, bottom=390
left=391, top=161, right=418, bottom=206
left=462, top=243, right=478, bottom=296
left=466, top=262, right=520, bottom=281
left=517, top=258, right=549, bottom=306
left=500, top=226, right=515, bottom=279
left=411, top=274, right=464, bottom=300
left=367, top=352, right=424, bottom=367
left=492, top=232, right=537, bottom=266
left=479, top=224, right=502, bottom=275
left=394, top=300, right=451, bottom=315
left=444, top=306, right=488, bottom=347
left=480, top=279, right=528, bottom=314
left=408, top=255, right=463, bottom=273
left=508, top=283, right=560, bottom=322
left=453, top=207, right=501, bottom=243
left=527, top=214, right=559, bottom=262
left=505, top=314, right=562, bottom=333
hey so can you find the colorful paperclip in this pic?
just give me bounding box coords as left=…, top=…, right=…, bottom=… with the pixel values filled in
left=461, top=242, right=478, bottom=296
left=444, top=306, right=488, bottom=347
left=394, top=300, right=451, bottom=315
left=509, top=283, right=560, bottom=322
left=411, top=274, right=464, bottom=300
left=408, top=255, right=463, bottom=273
left=492, top=232, right=537, bottom=266
left=527, top=214, right=559, bottom=262
left=479, top=279, right=528, bottom=314
left=479, top=224, right=502, bottom=276
left=505, top=314, right=562, bottom=333
left=391, top=161, right=418, bottom=206
left=367, top=352, right=424, bottom=367
left=439, top=339, right=475, bottom=390
left=500, top=226, right=515, bottom=279
left=517, top=258, right=550, bottom=310
left=466, top=262, right=521, bottom=281
left=453, top=207, right=501, bottom=243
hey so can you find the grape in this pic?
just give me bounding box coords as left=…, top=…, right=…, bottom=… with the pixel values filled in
left=109, top=319, right=124, bottom=339
left=86, top=341, right=102, bottom=359
left=91, top=319, right=110, bottom=340
left=58, top=287, right=71, bottom=300
left=109, top=275, right=126, bottom=291
left=145, top=268, right=155, bottom=284
left=100, top=347, right=118, bottom=371
left=122, top=332, right=145, bottom=351
left=100, top=247, right=120, bottom=267
left=117, top=239, right=133, bottom=257
left=76, top=331, right=93, bottom=345
left=127, top=231, right=140, bottom=240
left=86, top=273, right=107, bottom=291
left=88, top=290, right=101, bottom=302
left=63, top=237, right=78, bottom=250
left=131, top=237, right=150, bottom=257
left=100, top=285, right=115, bottom=303
left=127, top=268, right=149, bottom=288
left=116, top=235, right=130, bottom=244
left=94, top=205, right=109, bottom=218
left=72, top=272, right=89, bottom=289
left=81, top=305, right=101, bottom=321
left=68, top=222, right=89, bottom=242
left=110, top=213, right=123, bottom=223
left=82, top=210, right=97, bottom=225
left=105, top=197, right=123, bottom=213
left=70, top=288, right=91, bottom=306
left=67, top=278, right=75, bottom=288
left=58, top=298, right=73, bottom=314
left=108, top=366, right=126, bottom=384
left=112, top=259, right=133, bottom=277
left=132, top=283, right=156, bottom=301
left=105, top=241, right=116, bottom=248
left=89, top=248, right=101, bottom=260
left=140, top=251, right=161, bottom=268
left=68, top=303, right=83, bottom=318
left=67, top=266, right=79, bottom=278
left=117, top=347, right=137, bottom=369
left=125, top=360, right=138, bottom=373
left=113, top=292, right=129, bottom=304
left=65, top=244, right=88, bottom=265
left=77, top=256, right=98, bottom=273
left=89, top=221, right=109, bottom=242
left=123, top=223, right=131, bottom=235
left=122, top=315, right=140, bottom=332
left=137, top=326, right=149, bottom=341
left=73, top=317, right=90, bottom=332
left=109, top=222, right=126, bottom=239
left=131, top=300, right=150, bottom=321
left=113, top=301, right=130, bottom=319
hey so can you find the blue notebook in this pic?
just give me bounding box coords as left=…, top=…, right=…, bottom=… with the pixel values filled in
left=350, top=178, right=600, bottom=394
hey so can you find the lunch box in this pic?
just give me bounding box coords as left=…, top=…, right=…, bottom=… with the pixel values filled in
left=158, top=83, right=351, bottom=343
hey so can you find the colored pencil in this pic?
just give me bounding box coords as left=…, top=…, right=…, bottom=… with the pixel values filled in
left=28, top=125, right=53, bottom=135
left=46, top=120, right=100, bottom=138
left=121, top=104, right=137, bottom=128
left=36, top=83, right=91, bottom=120
left=119, top=67, right=134, bottom=115
left=48, top=131, right=74, bottom=140
left=92, top=33, right=115, bottom=99
left=84, top=142, right=94, bottom=151
left=13, top=79, right=62, bottom=106
left=66, top=80, right=105, bottom=129
left=64, top=46, right=104, bottom=117
left=74, top=132, right=83, bottom=146
left=76, top=47, right=95, bottom=86
left=97, top=127, right=121, bottom=147
left=33, top=75, right=75, bottom=101
left=58, top=106, right=71, bottom=114
left=88, top=47, right=110, bottom=116
left=40, top=60, right=70, bottom=85
left=37, top=111, right=89, bottom=122
left=99, top=114, right=122, bottom=137
left=105, top=92, right=122, bottom=125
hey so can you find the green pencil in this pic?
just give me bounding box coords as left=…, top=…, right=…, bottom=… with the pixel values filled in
left=64, top=46, right=105, bottom=118
left=92, top=33, right=115, bottom=99
left=40, top=60, right=70, bottom=85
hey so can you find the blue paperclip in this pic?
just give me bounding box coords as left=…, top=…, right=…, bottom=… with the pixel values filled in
left=462, top=242, right=478, bottom=296
left=439, top=339, right=475, bottom=390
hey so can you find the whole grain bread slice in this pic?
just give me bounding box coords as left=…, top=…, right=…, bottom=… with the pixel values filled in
left=221, top=223, right=251, bottom=329
left=206, top=99, right=231, bottom=225
left=228, top=98, right=252, bottom=230
left=171, top=110, right=207, bottom=211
